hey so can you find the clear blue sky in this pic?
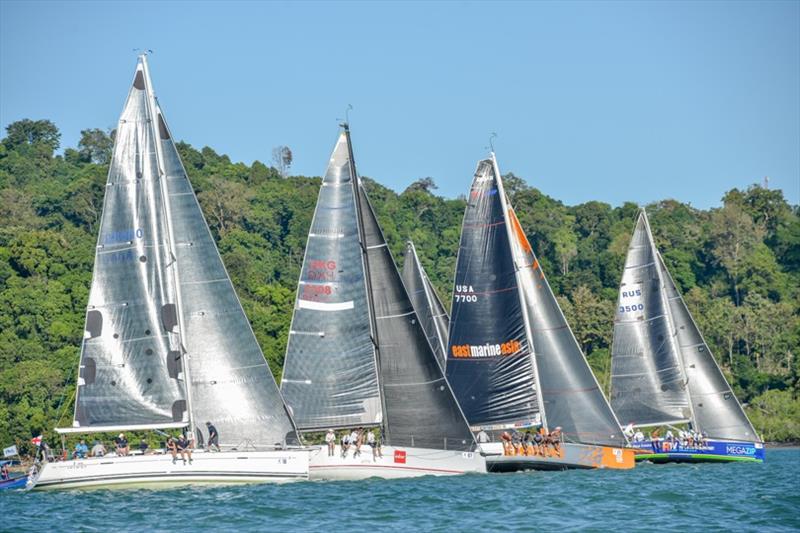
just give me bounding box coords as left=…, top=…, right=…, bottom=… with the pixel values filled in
left=1, top=0, right=798, bottom=208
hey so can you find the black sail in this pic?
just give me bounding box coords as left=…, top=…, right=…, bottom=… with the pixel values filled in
left=357, top=183, right=475, bottom=451
left=281, top=132, right=381, bottom=430
left=446, top=159, right=540, bottom=430
left=657, top=254, right=760, bottom=441
left=73, top=58, right=186, bottom=428
left=402, top=241, right=450, bottom=370
left=610, top=211, right=692, bottom=427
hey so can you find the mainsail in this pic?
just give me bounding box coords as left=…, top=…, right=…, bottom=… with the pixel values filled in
left=73, top=58, right=186, bottom=429
left=281, top=133, right=381, bottom=431
left=610, top=210, right=692, bottom=428
left=446, top=158, right=541, bottom=430
left=402, top=241, right=450, bottom=370
left=73, top=56, right=300, bottom=446
left=282, top=126, right=476, bottom=451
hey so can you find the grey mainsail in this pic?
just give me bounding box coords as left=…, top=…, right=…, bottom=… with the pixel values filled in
left=657, top=253, right=760, bottom=441
left=73, top=58, right=186, bottom=429
left=155, top=96, right=299, bottom=446
left=280, top=132, right=381, bottom=431
left=506, top=203, right=626, bottom=447
left=610, top=211, right=693, bottom=428
left=446, top=159, right=541, bottom=430
left=282, top=126, right=476, bottom=451
left=402, top=241, right=450, bottom=370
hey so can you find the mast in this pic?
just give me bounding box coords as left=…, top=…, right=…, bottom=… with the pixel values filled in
left=492, top=153, right=548, bottom=432
left=141, top=54, right=195, bottom=436
left=640, top=209, right=697, bottom=429
left=343, top=123, right=389, bottom=441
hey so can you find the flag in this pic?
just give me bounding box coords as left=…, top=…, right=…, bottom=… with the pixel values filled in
left=31, top=435, right=42, bottom=447
left=2, top=445, right=17, bottom=457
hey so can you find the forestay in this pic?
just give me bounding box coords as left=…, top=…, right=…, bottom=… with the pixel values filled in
left=446, top=159, right=540, bottom=430
left=358, top=186, right=475, bottom=451
left=610, top=211, right=692, bottom=428
left=402, top=241, right=450, bottom=371
left=657, top=254, right=760, bottom=442
left=281, top=133, right=381, bottom=430
left=73, top=59, right=186, bottom=428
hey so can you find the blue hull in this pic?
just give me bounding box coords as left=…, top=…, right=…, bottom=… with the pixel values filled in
left=632, top=439, right=765, bottom=463
left=0, top=476, right=28, bottom=490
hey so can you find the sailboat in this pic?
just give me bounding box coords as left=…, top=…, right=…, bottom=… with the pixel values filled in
left=32, top=56, right=309, bottom=489
left=446, top=154, right=635, bottom=471
left=610, top=209, right=765, bottom=463
left=402, top=241, right=450, bottom=371
left=280, top=125, right=486, bottom=480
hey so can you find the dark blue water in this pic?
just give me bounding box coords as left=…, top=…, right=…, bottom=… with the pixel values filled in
left=5, top=448, right=798, bottom=531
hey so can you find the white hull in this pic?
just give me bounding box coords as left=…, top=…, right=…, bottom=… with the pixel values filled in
left=32, top=449, right=309, bottom=490
left=309, top=445, right=486, bottom=480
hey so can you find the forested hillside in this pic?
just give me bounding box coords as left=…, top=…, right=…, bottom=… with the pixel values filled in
left=1, top=119, right=798, bottom=453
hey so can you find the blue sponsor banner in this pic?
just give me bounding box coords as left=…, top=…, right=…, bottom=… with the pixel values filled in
left=634, top=439, right=764, bottom=460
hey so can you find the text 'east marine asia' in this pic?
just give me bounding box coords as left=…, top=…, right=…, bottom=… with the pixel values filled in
left=451, top=340, right=522, bottom=358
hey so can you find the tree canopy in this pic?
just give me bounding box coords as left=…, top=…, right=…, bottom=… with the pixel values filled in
left=1, top=119, right=797, bottom=454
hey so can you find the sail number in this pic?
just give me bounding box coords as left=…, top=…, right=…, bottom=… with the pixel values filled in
left=307, top=259, right=337, bottom=281
left=454, top=284, right=477, bottom=303
left=619, top=288, right=643, bottom=314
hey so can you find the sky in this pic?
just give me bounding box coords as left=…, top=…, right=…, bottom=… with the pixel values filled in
left=1, top=1, right=798, bottom=208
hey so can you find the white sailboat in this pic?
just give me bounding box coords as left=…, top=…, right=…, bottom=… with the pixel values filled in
left=32, top=56, right=309, bottom=490
left=280, top=125, right=486, bottom=480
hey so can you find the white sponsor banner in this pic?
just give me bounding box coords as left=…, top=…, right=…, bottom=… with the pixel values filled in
left=298, top=299, right=354, bottom=312
left=3, top=445, right=18, bottom=457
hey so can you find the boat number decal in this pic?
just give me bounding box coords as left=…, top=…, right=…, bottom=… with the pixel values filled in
left=103, top=227, right=144, bottom=245
left=454, top=285, right=477, bottom=303
left=619, top=285, right=643, bottom=314
left=307, top=259, right=337, bottom=281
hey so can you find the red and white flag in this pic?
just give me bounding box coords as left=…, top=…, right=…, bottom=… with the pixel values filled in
left=31, top=435, right=42, bottom=447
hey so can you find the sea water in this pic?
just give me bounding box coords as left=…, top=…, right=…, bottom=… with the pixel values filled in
left=4, top=448, right=798, bottom=531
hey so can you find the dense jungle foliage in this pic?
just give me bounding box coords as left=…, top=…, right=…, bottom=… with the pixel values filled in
left=1, top=119, right=798, bottom=454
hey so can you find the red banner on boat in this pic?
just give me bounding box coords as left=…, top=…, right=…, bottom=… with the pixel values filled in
left=393, top=450, right=406, bottom=464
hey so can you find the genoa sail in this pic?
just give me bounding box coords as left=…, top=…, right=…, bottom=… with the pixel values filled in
left=657, top=254, right=760, bottom=442
left=73, top=57, right=186, bottom=428
left=357, top=184, right=475, bottom=451
left=155, top=96, right=299, bottom=447
left=610, top=210, right=692, bottom=428
left=402, top=241, right=450, bottom=370
left=446, top=158, right=540, bottom=430
left=281, top=132, right=381, bottom=431
left=506, top=204, right=626, bottom=447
